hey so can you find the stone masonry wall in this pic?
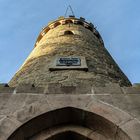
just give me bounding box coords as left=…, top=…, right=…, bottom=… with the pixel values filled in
left=0, top=83, right=140, bottom=139
left=9, top=23, right=131, bottom=87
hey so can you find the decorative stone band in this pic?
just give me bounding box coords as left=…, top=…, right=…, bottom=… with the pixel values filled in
left=0, top=83, right=140, bottom=94
left=34, top=17, right=103, bottom=47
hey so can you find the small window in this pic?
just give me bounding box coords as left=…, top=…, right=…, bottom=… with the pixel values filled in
left=65, top=20, right=73, bottom=24
left=58, top=30, right=74, bottom=36
left=64, top=30, right=74, bottom=35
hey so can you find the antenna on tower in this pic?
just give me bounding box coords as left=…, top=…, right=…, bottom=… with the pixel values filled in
left=65, top=5, right=75, bottom=17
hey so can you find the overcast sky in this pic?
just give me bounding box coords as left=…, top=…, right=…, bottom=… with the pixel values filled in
left=0, top=0, right=140, bottom=84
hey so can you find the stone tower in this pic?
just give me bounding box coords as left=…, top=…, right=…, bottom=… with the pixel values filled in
left=0, top=16, right=140, bottom=140
left=9, top=16, right=131, bottom=87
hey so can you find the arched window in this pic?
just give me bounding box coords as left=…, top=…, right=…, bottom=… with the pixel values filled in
left=64, top=30, right=74, bottom=35
left=53, top=22, right=61, bottom=28
left=65, top=20, right=73, bottom=24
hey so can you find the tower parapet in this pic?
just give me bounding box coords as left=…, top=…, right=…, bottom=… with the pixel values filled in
left=35, top=16, right=104, bottom=47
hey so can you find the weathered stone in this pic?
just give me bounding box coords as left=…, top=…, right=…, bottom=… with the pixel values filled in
left=15, top=84, right=44, bottom=94
left=0, top=87, right=15, bottom=93
left=0, top=116, right=21, bottom=140
left=94, top=94, right=140, bottom=121
left=44, top=83, right=92, bottom=94
left=118, top=119, right=140, bottom=140
left=122, top=86, right=140, bottom=94
left=86, top=99, right=132, bottom=126
left=44, top=83, right=62, bottom=94
left=0, top=93, right=139, bottom=139
left=0, top=94, right=27, bottom=115
left=93, top=83, right=123, bottom=94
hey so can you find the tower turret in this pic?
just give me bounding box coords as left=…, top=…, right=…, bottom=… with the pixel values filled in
left=9, top=16, right=131, bottom=87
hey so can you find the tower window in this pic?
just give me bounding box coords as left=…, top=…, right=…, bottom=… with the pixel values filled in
left=64, top=30, right=74, bottom=35
left=58, top=30, right=74, bottom=36
left=65, top=20, right=73, bottom=24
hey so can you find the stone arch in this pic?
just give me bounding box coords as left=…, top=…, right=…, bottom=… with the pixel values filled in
left=8, top=106, right=131, bottom=140
left=2, top=95, right=140, bottom=140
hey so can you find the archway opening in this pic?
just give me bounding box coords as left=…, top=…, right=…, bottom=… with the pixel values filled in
left=8, top=107, right=131, bottom=140
left=30, top=130, right=93, bottom=140
left=46, top=131, right=91, bottom=140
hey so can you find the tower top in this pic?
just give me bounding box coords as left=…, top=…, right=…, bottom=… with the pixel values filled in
left=35, top=16, right=103, bottom=48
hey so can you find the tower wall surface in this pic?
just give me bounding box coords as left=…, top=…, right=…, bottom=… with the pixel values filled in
left=9, top=17, right=131, bottom=87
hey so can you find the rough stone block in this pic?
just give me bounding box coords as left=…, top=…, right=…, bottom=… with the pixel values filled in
left=118, top=119, right=140, bottom=140
left=0, top=87, right=15, bottom=93
left=93, top=83, right=123, bottom=94
left=0, top=116, right=21, bottom=140
left=61, top=86, right=77, bottom=93
left=45, top=83, right=92, bottom=94
left=44, top=83, right=62, bottom=94
left=0, top=94, right=27, bottom=115
left=122, top=87, right=140, bottom=94
left=46, top=94, right=93, bottom=110
left=76, top=84, right=92, bottom=94
left=86, top=99, right=132, bottom=126
left=15, top=84, right=44, bottom=93
left=94, top=94, right=140, bottom=121
left=14, top=96, right=52, bottom=123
